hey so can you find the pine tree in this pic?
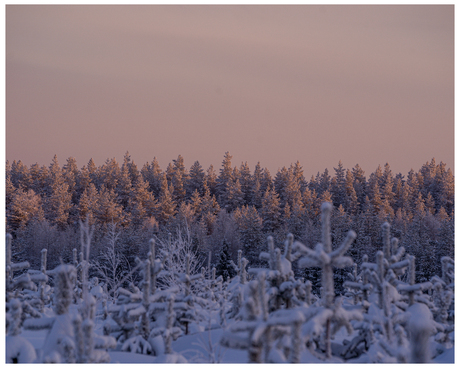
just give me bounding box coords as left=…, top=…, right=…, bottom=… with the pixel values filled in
left=129, top=176, right=157, bottom=227
left=141, top=157, right=163, bottom=197
left=47, top=181, right=73, bottom=229
left=199, top=183, right=221, bottom=235
left=366, top=164, right=383, bottom=200
left=28, top=163, right=46, bottom=197
left=260, top=186, right=281, bottom=233
left=432, top=161, right=447, bottom=212
left=381, top=163, right=395, bottom=206
left=319, top=168, right=332, bottom=194
left=117, top=155, right=134, bottom=210
left=8, top=189, right=45, bottom=231
left=370, top=181, right=383, bottom=215
left=189, top=189, right=202, bottom=217
left=291, top=160, right=307, bottom=194
left=302, top=186, right=320, bottom=220
left=274, top=166, right=289, bottom=207
left=87, top=158, right=99, bottom=188
left=186, top=160, right=205, bottom=198
left=205, top=164, right=218, bottom=197
left=216, top=152, right=234, bottom=208
left=156, top=173, right=177, bottom=225
left=5, top=173, right=16, bottom=220
left=320, top=189, right=333, bottom=203
left=42, top=155, right=73, bottom=228
left=439, top=167, right=454, bottom=215
left=233, top=205, right=264, bottom=265
left=425, top=192, right=436, bottom=215
left=331, top=161, right=346, bottom=208
left=78, top=183, right=99, bottom=225
left=344, top=169, right=359, bottom=216
left=10, top=160, right=31, bottom=190
left=354, top=196, right=379, bottom=261
left=47, top=154, right=63, bottom=188
left=100, top=158, right=121, bottom=192
left=351, top=163, right=367, bottom=207
left=406, top=169, right=420, bottom=208
left=251, top=178, right=263, bottom=209
left=215, top=239, right=236, bottom=281
left=308, top=172, right=321, bottom=194
left=394, top=177, right=407, bottom=213
left=260, top=167, right=273, bottom=193
left=284, top=168, right=303, bottom=211
left=126, top=154, right=141, bottom=185
left=226, top=178, right=244, bottom=212
left=62, top=157, right=79, bottom=199
left=239, top=161, right=253, bottom=205
left=95, top=185, right=124, bottom=225
left=171, top=155, right=188, bottom=203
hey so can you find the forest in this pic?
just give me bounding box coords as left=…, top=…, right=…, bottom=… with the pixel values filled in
left=5, top=153, right=454, bottom=363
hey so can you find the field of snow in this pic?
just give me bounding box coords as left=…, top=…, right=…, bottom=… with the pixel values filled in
left=6, top=204, right=454, bottom=364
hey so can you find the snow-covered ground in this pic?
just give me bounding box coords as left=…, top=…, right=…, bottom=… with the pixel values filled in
left=6, top=208, right=455, bottom=364
left=15, top=322, right=454, bottom=363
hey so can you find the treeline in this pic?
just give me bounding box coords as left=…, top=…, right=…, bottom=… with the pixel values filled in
left=6, top=152, right=454, bottom=282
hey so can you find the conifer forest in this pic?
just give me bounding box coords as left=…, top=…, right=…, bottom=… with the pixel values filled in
left=5, top=153, right=454, bottom=363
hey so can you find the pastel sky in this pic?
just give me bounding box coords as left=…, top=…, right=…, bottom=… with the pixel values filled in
left=6, top=5, right=454, bottom=178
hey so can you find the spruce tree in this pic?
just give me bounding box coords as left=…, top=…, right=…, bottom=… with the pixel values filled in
left=95, top=185, right=124, bottom=225
left=156, top=173, right=177, bottom=225
left=140, top=157, right=163, bottom=197
left=171, top=155, right=188, bottom=203
left=100, top=158, right=120, bottom=191
left=260, top=186, right=281, bottom=234
left=215, top=239, right=236, bottom=281
left=78, top=183, right=99, bottom=224
left=233, top=205, right=264, bottom=265
left=8, top=189, right=45, bottom=231
left=239, top=161, right=253, bottom=205
left=216, top=152, right=234, bottom=208
left=186, top=160, right=205, bottom=198
left=117, top=156, right=134, bottom=210
left=332, top=160, right=346, bottom=208
left=86, top=158, right=99, bottom=188
left=351, top=163, right=366, bottom=207
left=63, top=158, right=79, bottom=219
left=10, top=160, right=31, bottom=191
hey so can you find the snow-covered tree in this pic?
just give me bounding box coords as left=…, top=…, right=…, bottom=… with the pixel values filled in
left=292, top=202, right=360, bottom=359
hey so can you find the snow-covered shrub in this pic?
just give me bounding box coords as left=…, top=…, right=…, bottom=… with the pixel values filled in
left=249, top=234, right=301, bottom=310
left=5, top=234, right=45, bottom=334
left=150, top=294, right=187, bottom=362
left=23, top=264, right=77, bottom=363
left=221, top=271, right=307, bottom=363
left=21, top=220, right=116, bottom=363
left=6, top=298, right=37, bottom=363
left=91, top=223, right=133, bottom=301
left=156, top=229, right=204, bottom=291
left=147, top=238, right=164, bottom=295
left=430, top=256, right=454, bottom=355
left=292, top=202, right=360, bottom=358
left=220, top=272, right=272, bottom=362
left=224, top=249, right=250, bottom=320
left=104, top=283, right=144, bottom=348
left=6, top=234, right=34, bottom=300
left=394, top=302, right=444, bottom=363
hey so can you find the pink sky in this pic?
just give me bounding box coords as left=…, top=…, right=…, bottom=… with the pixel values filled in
left=6, top=5, right=454, bottom=177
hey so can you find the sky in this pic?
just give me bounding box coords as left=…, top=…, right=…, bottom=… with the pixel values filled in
left=5, top=5, right=454, bottom=178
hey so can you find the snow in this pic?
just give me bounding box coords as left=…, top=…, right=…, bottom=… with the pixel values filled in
left=432, top=346, right=455, bottom=363
left=5, top=335, right=37, bottom=363
left=5, top=206, right=455, bottom=364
